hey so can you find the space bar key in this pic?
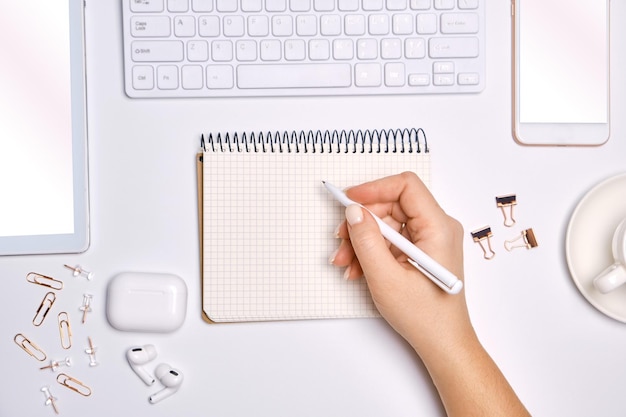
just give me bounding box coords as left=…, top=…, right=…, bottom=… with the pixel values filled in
left=237, top=64, right=352, bottom=89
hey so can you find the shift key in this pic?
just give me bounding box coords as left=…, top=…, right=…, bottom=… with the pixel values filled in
left=132, top=41, right=184, bottom=62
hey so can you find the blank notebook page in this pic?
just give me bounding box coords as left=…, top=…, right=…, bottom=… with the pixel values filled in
left=202, top=129, right=430, bottom=322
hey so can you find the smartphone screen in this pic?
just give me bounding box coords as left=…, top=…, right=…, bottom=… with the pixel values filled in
left=513, top=0, right=610, bottom=145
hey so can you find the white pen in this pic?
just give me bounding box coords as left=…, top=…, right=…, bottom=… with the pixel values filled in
left=323, top=181, right=463, bottom=295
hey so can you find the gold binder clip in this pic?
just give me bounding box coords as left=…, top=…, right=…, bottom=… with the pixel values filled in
left=471, top=226, right=496, bottom=260
left=56, top=373, right=92, bottom=397
left=505, top=228, right=539, bottom=251
left=496, top=194, right=517, bottom=227
left=26, top=272, right=63, bottom=291
left=33, top=292, right=56, bottom=326
left=57, top=312, right=72, bottom=349
left=14, top=333, right=47, bottom=362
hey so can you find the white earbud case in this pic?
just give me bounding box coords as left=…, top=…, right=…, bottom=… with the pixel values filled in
left=107, top=272, right=187, bottom=333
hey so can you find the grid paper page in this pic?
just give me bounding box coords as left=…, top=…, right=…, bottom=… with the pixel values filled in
left=203, top=132, right=430, bottom=322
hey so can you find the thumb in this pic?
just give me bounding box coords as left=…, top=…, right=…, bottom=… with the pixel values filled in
left=345, top=205, right=402, bottom=280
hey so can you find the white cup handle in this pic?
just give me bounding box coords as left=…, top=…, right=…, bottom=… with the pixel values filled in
left=593, top=263, right=626, bottom=294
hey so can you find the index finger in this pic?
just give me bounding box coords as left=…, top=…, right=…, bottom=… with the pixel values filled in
left=345, top=172, right=445, bottom=225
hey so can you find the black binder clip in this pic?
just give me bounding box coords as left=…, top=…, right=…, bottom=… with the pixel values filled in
left=471, top=226, right=496, bottom=260
left=504, top=228, right=538, bottom=252
left=496, top=194, right=517, bottom=227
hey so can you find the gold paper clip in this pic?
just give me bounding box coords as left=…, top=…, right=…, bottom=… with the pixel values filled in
left=26, top=272, right=63, bottom=291
left=14, top=333, right=47, bottom=362
left=505, top=228, right=539, bottom=251
left=496, top=194, right=517, bottom=227
left=33, top=292, right=57, bottom=326
left=58, top=312, right=72, bottom=349
left=56, top=373, right=92, bottom=397
left=471, top=226, right=496, bottom=260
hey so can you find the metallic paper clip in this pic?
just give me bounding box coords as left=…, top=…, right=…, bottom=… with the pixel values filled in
left=41, top=386, right=59, bottom=415
left=496, top=194, right=517, bottom=227
left=40, top=356, right=72, bottom=372
left=14, top=333, right=47, bottom=362
left=505, top=228, right=539, bottom=251
left=85, top=337, right=99, bottom=367
left=64, top=264, right=94, bottom=280
left=56, top=373, right=92, bottom=397
left=79, top=294, right=93, bottom=324
left=57, top=312, right=72, bottom=349
left=471, top=226, right=496, bottom=260
left=26, top=272, right=63, bottom=291
left=33, top=292, right=57, bottom=326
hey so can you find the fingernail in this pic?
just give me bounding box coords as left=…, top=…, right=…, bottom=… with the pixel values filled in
left=343, top=266, right=352, bottom=280
left=345, top=205, right=364, bottom=226
left=333, top=223, right=341, bottom=238
left=329, top=248, right=339, bottom=264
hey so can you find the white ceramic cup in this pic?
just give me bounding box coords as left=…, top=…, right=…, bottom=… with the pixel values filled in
left=593, top=218, right=626, bottom=294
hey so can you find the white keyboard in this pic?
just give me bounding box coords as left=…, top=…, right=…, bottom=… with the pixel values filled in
left=122, top=0, right=485, bottom=98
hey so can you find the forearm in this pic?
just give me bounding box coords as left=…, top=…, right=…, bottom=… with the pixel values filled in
left=414, top=331, right=531, bottom=417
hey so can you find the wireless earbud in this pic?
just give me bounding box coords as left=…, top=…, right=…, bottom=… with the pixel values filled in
left=593, top=219, right=626, bottom=294
left=126, top=345, right=158, bottom=385
left=149, top=363, right=183, bottom=404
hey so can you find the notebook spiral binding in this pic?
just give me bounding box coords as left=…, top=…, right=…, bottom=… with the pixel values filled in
left=201, top=128, right=428, bottom=154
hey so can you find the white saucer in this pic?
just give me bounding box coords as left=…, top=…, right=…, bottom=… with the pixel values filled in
left=566, top=173, right=626, bottom=323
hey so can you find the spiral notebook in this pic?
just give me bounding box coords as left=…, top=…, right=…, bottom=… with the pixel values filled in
left=201, top=128, right=430, bottom=323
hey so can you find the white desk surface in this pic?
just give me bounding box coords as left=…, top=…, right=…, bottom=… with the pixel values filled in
left=3, top=1, right=626, bottom=416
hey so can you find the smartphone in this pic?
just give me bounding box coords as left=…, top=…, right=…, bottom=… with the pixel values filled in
left=512, top=0, right=610, bottom=146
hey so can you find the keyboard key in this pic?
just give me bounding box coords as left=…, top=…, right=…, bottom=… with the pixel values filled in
left=157, top=65, right=179, bottom=89
left=355, top=63, right=382, bottom=86
left=386, top=0, right=407, bottom=11
left=212, top=40, right=233, bottom=61
left=416, top=13, right=437, bottom=34
left=410, top=0, right=430, bottom=10
left=313, top=0, right=334, bottom=11
left=381, top=38, right=402, bottom=59
left=174, top=16, right=196, bottom=37
left=369, top=14, right=390, bottom=35
left=260, top=39, right=282, bottom=60
left=130, top=0, right=164, bottom=13
left=392, top=14, right=413, bottom=35
left=236, top=40, right=258, bottom=61
left=285, top=39, right=306, bottom=60
left=207, top=65, right=234, bottom=88
left=296, top=15, right=317, bottom=36
left=182, top=65, right=203, bottom=88
left=408, top=73, right=430, bottom=86
left=241, top=0, right=263, bottom=11
left=266, top=0, right=287, bottom=12
left=192, top=0, right=213, bottom=11
left=168, top=0, right=189, bottom=12
left=290, top=0, right=311, bottom=11
left=223, top=15, right=245, bottom=37
left=132, top=65, right=154, bottom=89
left=440, top=13, right=479, bottom=34
left=216, top=0, right=237, bottom=12
left=433, top=73, right=453, bottom=85
left=405, top=38, right=425, bottom=58
left=272, top=15, right=293, bottom=36
left=131, top=41, right=184, bottom=62
left=320, top=15, right=341, bottom=36
left=248, top=15, right=270, bottom=36
left=338, top=0, right=359, bottom=11
left=428, top=36, right=478, bottom=58
left=357, top=38, right=378, bottom=59
left=458, top=0, right=478, bottom=9
left=458, top=72, right=479, bottom=85
left=333, top=39, right=354, bottom=60
left=237, top=64, right=352, bottom=88
left=309, top=39, right=330, bottom=60
left=131, top=16, right=171, bottom=38
left=345, top=14, right=366, bottom=35
left=384, top=62, right=405, bottom=86
left=188, top=40, right=209, bottom=61
left=199, top=16, right=220, bottom=37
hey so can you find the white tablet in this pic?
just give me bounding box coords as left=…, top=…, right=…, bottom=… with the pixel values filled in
left=0, top=0, right=89, bottom=255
